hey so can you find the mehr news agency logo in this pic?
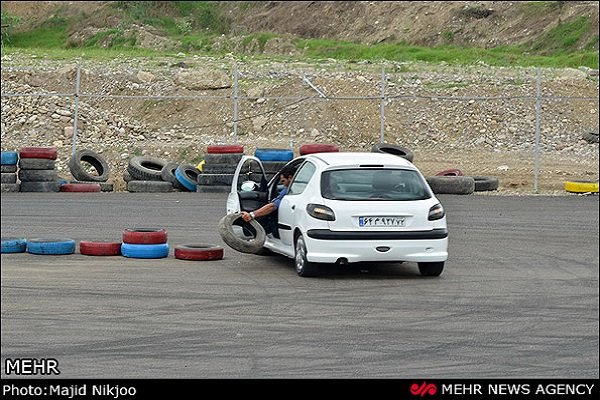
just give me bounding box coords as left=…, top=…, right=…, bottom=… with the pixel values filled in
left=409, top=381, right=595, bottom=397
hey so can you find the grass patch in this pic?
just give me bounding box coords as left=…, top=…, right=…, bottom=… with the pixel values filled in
left=528, top=16, right=592, bottom=53
left=8, top=17, right=69, bottom=48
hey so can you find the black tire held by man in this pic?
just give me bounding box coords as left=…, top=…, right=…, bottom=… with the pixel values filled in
left=218, top=213, right=266, bottom=254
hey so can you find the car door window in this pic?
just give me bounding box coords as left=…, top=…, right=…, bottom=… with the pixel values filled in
left=288, top=161, right=316, bottom=195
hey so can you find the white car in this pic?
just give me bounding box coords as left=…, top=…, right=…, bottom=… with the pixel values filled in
left=226, top=152, right=448, bottom=277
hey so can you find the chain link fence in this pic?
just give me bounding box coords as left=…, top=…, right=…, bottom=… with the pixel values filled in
left=1, top=57, right=598, bottom=193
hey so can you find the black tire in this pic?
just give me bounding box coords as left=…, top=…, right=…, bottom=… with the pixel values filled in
left=262, top=160, right=288, bottom=173
left=472, top=176, right=499, bottom=192
left=128, top=156, right=168, bottom=181
left=197, top=184, right=231, bottom=193
left=1, top=183, right=20, bottom=192
left=18, top=169, right=59, bottom=182
left=295, top=234, right=319, bottom=277
left=19, top=181, right=60, bottom=192
left=122, top=169, right=132, bottom=182
left=127, top=180, right=173, bottom=193
left=198, top=173, right=234, bottom=186
left=1, top=165, right=17, bottom=173
left=203, top=153, right=244, bottom=165
left=175, top=164, right=200, bottom=191
left=218, top=213, right=266, bottom=254
left=418, top=262, right=444, bottom=277
left=68, top=149, right=110, bottom=182
left=161, top=162, right=185, bottom=190
left=202, top=163, right=238, bottom=174
left=582, top=132, right=599, bottom=144
left=426, top=176, right=475, bottom=195
left=18, top=158, right=55, bottom=170
left=371, top=143, right=414, bottom=162
left=1, top=173, right=17, bottom=184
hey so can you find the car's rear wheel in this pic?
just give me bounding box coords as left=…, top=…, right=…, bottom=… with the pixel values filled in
left=295, top=235, right=319, bottom=277
left=418, top=262, right=444, bottom=277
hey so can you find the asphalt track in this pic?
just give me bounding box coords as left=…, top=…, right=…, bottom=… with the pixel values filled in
left=1, top=193, right=598, bottom=379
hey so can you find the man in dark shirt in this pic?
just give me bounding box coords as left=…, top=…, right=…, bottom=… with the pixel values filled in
left=241, top=166, right=294, bottom=238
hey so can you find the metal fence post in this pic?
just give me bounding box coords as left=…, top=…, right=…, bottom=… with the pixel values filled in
left=533, top=67, right=542, bottom=193
left=233, top=63, right=239, bottom=144
left=380, top=65, right=386, bottom=143
left=70, top=61, right=81, bottom=156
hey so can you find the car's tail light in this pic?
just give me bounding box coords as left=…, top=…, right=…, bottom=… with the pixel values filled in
left=428, top=203, right=445, bottom=220
left=307, top=204, right=336, bottom=221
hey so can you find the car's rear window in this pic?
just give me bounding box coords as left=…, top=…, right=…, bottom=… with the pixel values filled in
left=321, top=168, right=431, bottom=201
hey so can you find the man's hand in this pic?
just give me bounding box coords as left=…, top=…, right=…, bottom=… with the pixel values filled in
left=241, top=211, right=252, bottom=222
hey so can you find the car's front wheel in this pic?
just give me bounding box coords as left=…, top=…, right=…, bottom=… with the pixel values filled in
left=295, top=235, right=319, bottom=277
left=418, top=262, right=444, bottom=277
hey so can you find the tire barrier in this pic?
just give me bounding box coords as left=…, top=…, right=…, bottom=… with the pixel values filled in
left=59, top=183, right=102, bottom=192
left=69, top=181, right=114, bottom=192
left=197, top=184, right=231, bottom=193
left=1, top=237, right=27, bottom=253
left=299, top=143, right=339, bottom=155
left=1, top=183, right=20, bottom=192
left=19, top=147, right=58, bottom=160
left=564, top=180, right=599, bottom=193
left=426, top=176, right=475, bottom=195
left=371, top=143, right=414, bottom=163
left=174, top=244, right=224, bottom=261
left=203, top=153, right=244, bottom=165
left=1, top=165, right=17, bottom=173
left=218, top=213, right=266, bottom=254
left=206, top=144, right=245, bottom=154
left=202, top=163, right=238, bottom=175
left=197, top=173, right=234, bottom=186
left=20, top=181, right=60, bottom=192
left=435, top=169, right=464, bottom=177
left=18, top=158, right=55, bottom=170
left=1, top=173, right=17, bottom=184
left=80, top=241, right=122, bottom=256
left=127, top=180, right=173, bottom=193
left=122, top=228, right=168, bottom=245
left=472, top=176, right=499, bottom=192
left=254, top=148, right=294, bottom=162
left=175, top=164, right=200, bottom=192
left=68, top=149, right=110, bottom=182
left=1, top=151, right=18, bottom=165
left=128, top=156, right=168, bottom=181
left=18, top=169, right=59, bottom=182
left=17, top=149, right=60, bottom=192
left=121, top=243, right=169, bottom=259
left=161, top=162, right=185, bottom=190
left=26, top=238, right=76, bottom=255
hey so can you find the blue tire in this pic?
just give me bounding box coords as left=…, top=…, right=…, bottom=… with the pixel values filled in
left=1, top=237, right=27, bottom=253
left=121, top=243, right=169, bottom=259
left=1, top=151, right=18, bottom=165
left=26, top=238, right=76, bottom=255
left=174, top=165, right=198, bottom=192
left=254, top=148, right=294, bottom=162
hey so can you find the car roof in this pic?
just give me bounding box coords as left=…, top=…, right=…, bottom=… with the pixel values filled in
left=305, top=152, right=416, bottom=169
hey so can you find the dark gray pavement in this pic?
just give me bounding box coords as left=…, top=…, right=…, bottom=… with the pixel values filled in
left=1, top=193, right=598, bottom=378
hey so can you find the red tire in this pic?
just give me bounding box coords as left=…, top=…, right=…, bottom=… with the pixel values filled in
left=206, top=144, right=244, bottom=154
left=122, top=228, right=168, bottom=244
left=299, top=143, right=339, bottom=155
left=79, top=241, right=122, bottom=256
left=174, top=244, right=224, bottom=261
left=60, top=183, right=101, bottom=192
left=19, top=147, right=58, bottom=160
left=435, top=169, right=464, bottom=177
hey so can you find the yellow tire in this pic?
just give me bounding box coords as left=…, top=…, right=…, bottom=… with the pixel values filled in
left=564, top=180, right=599, bottom=193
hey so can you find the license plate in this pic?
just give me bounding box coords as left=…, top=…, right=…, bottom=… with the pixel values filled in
left=359, top=216, right=406, bottom=227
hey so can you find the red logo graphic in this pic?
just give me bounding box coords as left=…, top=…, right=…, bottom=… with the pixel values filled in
left=410, top=382, right=437, bottom=397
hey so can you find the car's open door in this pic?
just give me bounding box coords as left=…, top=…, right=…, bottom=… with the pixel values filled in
left=226, top=156, right=269, bottom=214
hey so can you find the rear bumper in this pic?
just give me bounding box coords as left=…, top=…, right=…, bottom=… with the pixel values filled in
left=304, top=229, right=448, bottom=263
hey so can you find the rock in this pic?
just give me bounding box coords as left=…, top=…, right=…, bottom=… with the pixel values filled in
left=174, top=70, right=231, bottom=90
left=136, top=70, right=155, bottom=83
